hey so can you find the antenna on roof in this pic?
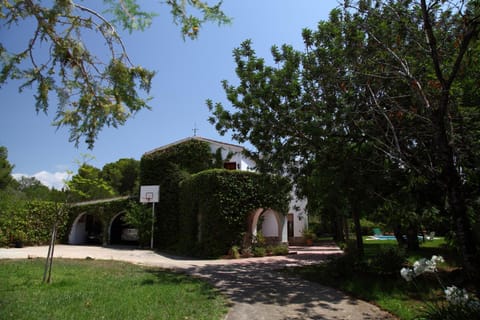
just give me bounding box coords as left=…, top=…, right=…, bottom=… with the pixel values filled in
left=192, top=123, right=199, bottom=136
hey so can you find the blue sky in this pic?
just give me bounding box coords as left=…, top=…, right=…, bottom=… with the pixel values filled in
left=0, top=0, right=338, bottom=189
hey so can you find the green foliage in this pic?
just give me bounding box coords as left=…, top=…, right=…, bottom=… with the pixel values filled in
left=179, top=169, right=290, bottom=257
left=368, top=246, right=406, bottom=276
left=140, top=139, right=214, bottom=248
left=0, top=199, right=69, bottom=247
left=165, top=0, right=232, bottom=40
left=66, top=197, right=131, bottom=245
left=208, top=0, right=480, bottom=269
left=123, top=201, right=151, bottom=247
left=67, top=164, right=116, bottom=201
left=0, top=0, right=228, bottom=147
left=229, top=245, right=241, bottom=259
left=252, top=246, right=266, bottom=257
left=0, top=146, right=13, bottom=189
left=420, top=300, right=480, bottom=320
left=268, top=244, right=289, bottom=256
left=101, top=158, right=140, bottom=196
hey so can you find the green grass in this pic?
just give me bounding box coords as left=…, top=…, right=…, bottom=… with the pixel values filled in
left=291, top=237, right=464, bottom=320
left=0, top=259, right=228, bottom=320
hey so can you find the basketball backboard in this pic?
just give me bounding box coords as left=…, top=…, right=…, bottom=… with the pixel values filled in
left=140, top=185, right=160, bottom=203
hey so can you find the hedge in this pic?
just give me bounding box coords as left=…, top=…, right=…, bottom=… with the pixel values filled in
left=0, top=199, right=69, bottom=247
left=179, top=169, right=290, bottom=257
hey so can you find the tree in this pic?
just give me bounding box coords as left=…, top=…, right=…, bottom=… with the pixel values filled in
left=208, top=0, right=480, bottom=272
left=343, top=0, right=480, bottom=272
left=101, top=158, right=139, bottom=196
left=12, top=176, right=67, bottom=201
left=0, top=0, right=230, bottom=148
left=0, top=146, right=14, bottom=189
left=66, top=163, right=115, bottom=201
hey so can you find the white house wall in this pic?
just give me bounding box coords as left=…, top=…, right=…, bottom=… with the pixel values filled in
left=290, top=194, right=308, bottom=238
left=208, top=143, right=256, bottom=171
left=261, top=210, right=278, bottom=237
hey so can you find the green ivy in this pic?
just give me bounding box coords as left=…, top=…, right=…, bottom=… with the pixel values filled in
left=66, top=198, right=132, bottom=245
left=0, top=199, right=69, bottom=247
left=140, top=139, right=213, bottom=248
left=179, top=169, right=290, bottom=257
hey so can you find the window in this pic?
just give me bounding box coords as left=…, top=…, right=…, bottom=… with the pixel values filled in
left=223, top=162, right=237, bottom=170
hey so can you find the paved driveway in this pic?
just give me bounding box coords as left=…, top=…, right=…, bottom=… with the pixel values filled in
left=0, top=244, right=396, bottom=319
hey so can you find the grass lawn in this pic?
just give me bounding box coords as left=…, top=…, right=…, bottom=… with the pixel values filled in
left=0, top=259, right=228, bottom=320
left=292, top=237, right=469, bottom=320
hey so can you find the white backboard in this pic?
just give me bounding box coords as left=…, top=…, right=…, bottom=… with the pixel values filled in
left=140, top=185, right=160, bottom=203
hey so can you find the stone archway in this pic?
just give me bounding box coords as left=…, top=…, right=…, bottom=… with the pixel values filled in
left=109, top=211, right=138, bottom=245
left=68, top=212, right=103, bottom=245
left=248, top=208, right=286, bottom=245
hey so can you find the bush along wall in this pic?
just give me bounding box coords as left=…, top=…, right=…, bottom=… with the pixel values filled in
left=0, top=199, right=69, bottom=247
left=179, top=169, right=291, bottom=257
left=140, top=139, right=213, bottom=249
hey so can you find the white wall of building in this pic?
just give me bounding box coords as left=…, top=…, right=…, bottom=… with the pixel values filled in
left=261, top=210, right=279, bottom=237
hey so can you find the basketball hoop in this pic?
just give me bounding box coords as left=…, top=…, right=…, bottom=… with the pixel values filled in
left=143, top=192, right=153, bottom=203
left=140, top=186, right=159, bottom=204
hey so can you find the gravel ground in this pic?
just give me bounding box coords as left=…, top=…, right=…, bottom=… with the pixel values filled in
left=0, top=244, right=397, bottom=320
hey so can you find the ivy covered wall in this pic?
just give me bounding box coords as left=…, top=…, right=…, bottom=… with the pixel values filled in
left=140, top=139, right=214, bottom=248
left=179, top=169, right=290, bottom=257
left=140, top=138, right=291, bottom=256
left=66, top=197, right=131, bottom=244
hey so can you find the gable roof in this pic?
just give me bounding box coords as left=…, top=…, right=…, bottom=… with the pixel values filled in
left=143, top=136, right=245, bottom=156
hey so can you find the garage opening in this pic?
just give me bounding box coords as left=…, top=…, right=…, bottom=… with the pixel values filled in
left=109, top=212, right=139, bottom=245
left=68, top=213, right=104, bottom=245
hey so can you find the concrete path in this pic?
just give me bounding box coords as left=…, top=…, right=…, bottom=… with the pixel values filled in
left=0, top=244, right=396, bottom=319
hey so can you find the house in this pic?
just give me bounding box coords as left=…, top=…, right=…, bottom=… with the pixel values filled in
left=144, top=136, right=308, bottom=245
left=67, top=136, right=309, bottom=247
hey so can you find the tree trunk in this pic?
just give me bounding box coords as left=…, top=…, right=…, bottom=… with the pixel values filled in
left=447, top=171, right=477, bottom=275
left=406, top=224, right=419, bottom=250
left=352, top=204, right=364, bottom=256
left=394, top=224, right=407, bottom=247
left=432, top=105, right=478, bottom=274
left=333, top=211, right=345, bottom=242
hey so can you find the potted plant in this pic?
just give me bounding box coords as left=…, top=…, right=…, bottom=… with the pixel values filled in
left=303, top=228, right=317, bottom=246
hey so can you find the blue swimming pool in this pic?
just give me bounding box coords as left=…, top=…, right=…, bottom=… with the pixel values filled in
left=373, top=235, right=397, bottom=240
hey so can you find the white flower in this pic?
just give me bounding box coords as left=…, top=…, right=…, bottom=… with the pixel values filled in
left=431, top=255, right=444, bottom=264
left=400, top=267, right=415, bottom=282
left=413, top=258, right=428, bottom=275
left=445, top=285, right=469, bottom=305
left=413, top=257, right=439, bottom=275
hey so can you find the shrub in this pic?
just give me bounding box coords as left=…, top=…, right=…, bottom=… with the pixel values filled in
left=229, top=245, right=241, bottom=259
left=252, top=246, right=266, bottom=257
left=0, top=228, right=8, bottom=247
left=324, top=251, right=366, bottom=278
left=253, top=231, right=267, bottom=247
left=268, top=244, right=289, bottom=256
left=421, top=301, right=480, bottom=320
left=368, top=246, right=406, bottom=275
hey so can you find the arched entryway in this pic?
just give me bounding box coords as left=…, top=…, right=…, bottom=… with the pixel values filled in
left=68, top=212, right=104, bottom=245
left=249, top=208, right=286, bottom=245
left=109, top=212, right=138, bottom=245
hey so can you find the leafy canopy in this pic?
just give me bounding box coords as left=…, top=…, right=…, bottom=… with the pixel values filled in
left=0, top=0, right=230, bottom=148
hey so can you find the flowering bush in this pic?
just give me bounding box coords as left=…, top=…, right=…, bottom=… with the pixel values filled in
left=400, top=255, right=444, bottom=281
left=400, top=255, right=480, bottom=319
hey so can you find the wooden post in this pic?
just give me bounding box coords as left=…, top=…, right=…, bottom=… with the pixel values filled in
left=43, top=221, right=57, bottom=283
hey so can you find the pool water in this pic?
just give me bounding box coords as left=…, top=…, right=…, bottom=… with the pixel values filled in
left=373, top=235, right=397, bottom=240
